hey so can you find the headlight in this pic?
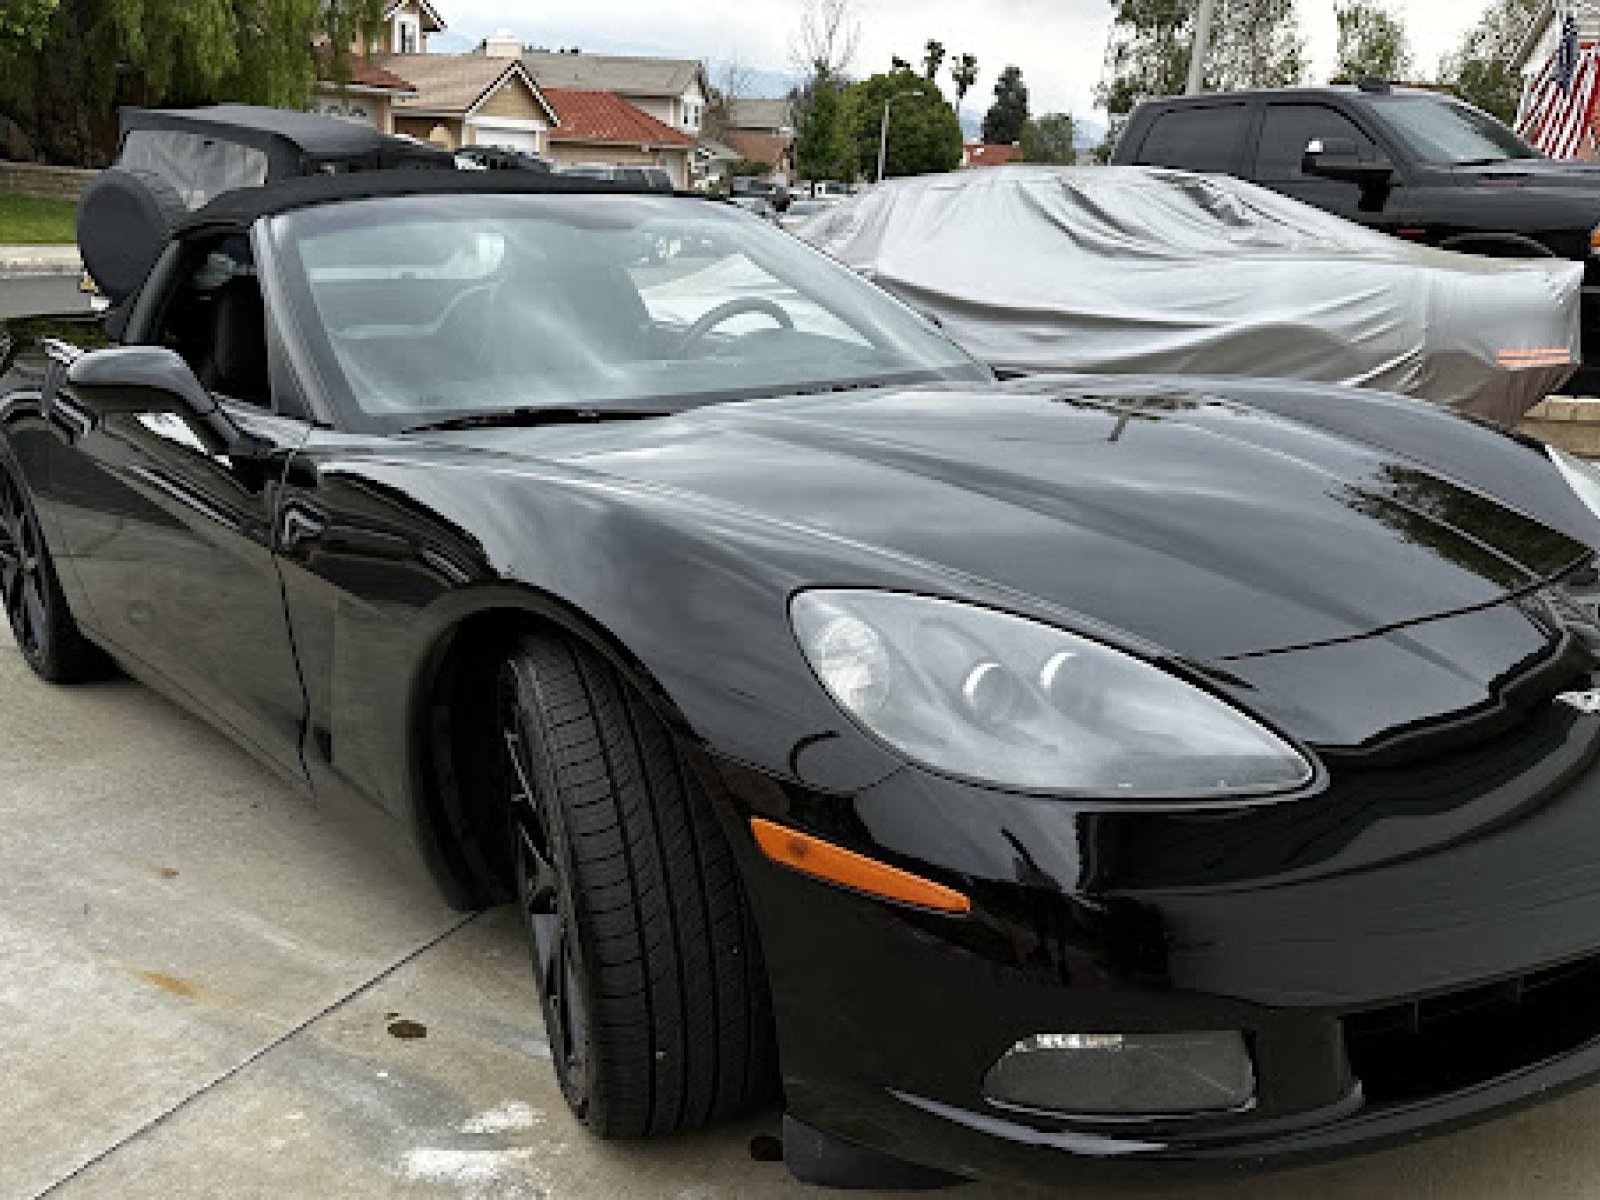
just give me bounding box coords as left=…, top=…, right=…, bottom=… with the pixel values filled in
left=1549, top=445, right=1600, bottom=519
left=791, top=590, right=1312, bottom=798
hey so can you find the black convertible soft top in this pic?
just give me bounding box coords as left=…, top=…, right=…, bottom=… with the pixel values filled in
left=177, top=169, right=707, bottom=235
left=120, top=104, right=454, bottom=175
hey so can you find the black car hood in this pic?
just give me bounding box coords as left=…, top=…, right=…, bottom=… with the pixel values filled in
left=439, top=380, right=1588, bottom=662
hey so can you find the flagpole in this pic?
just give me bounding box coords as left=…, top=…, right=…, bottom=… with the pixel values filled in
left=1186, top=0, right=1217, bottom=95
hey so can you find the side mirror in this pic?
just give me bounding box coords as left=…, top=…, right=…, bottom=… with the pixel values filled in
left=65, top=346, right=256, bottom=457
left=1301, top=137, right=1394, bottom=186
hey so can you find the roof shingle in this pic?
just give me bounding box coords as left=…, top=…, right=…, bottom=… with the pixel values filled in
left=371, top=53, right=553, bottom=119
left=524, top=52, right=703, bottom=98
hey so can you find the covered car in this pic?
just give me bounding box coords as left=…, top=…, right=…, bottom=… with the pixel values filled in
left=799, top=165, right=1584, bottom=426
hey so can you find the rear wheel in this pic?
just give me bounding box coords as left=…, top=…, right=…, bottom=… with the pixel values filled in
left=498, top=632, right=777, bottom=1137
left=0, top=456, right=105, bottom=683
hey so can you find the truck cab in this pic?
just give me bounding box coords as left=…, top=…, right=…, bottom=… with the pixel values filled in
left=1113, top=82, right=1600, bottom=391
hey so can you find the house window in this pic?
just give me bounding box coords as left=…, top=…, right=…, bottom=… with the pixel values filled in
left=395, top=16, right=419, bottom=53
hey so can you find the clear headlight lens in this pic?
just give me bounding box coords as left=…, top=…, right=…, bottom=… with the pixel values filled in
left=791, top=590, right=1312, bottom=798
left=1549, top=445, right=1600, bottom=520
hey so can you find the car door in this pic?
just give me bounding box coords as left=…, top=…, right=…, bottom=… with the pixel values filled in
left=45, top=230, right=311, bottom=783
left=1250, top=101, right=1405, bottom=231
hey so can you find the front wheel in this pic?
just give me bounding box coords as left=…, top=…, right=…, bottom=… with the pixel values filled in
left=0, top=454, right=107, bottom=683
left=498, top=632, right=777, bottom=1137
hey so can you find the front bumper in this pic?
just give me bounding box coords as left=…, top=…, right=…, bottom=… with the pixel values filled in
left=700, top=619, right=1600, bottom=1186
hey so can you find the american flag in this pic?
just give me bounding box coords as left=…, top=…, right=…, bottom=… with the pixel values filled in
left=1517, top=13, right=1600, bottom=159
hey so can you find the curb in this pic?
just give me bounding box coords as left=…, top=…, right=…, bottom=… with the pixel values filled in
left=0, top=245, right=82, bottom=278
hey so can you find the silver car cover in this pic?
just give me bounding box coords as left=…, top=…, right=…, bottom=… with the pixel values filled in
left=798, top=166, right=1584, bottom=426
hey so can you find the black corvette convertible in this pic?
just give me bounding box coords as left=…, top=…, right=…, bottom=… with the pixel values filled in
left=15, top=160, right=1600, bottom=1190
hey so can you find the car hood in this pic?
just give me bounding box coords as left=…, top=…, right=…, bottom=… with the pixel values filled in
left=437, top=379, right=1589, bottom=661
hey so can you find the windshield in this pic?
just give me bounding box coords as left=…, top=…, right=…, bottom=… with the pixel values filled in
left=273, top=193, right=983, bottom=430
left=1370, top=95, right=1542, bottom=165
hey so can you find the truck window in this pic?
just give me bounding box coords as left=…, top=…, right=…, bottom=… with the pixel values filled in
left=1255, top=104, right=1379, bottom=180
left=1133, top=104, right=1248, bottom=173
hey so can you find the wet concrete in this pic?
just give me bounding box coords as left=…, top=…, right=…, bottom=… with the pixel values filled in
left=8, top=628, right=1600, bottom=1199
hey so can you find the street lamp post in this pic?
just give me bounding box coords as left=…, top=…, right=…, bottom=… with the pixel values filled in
left=877, top=89, right=922, bottom=183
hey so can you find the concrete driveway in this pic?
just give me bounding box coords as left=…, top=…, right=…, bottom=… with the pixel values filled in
left=9, top=631, right=1600, bottom=1199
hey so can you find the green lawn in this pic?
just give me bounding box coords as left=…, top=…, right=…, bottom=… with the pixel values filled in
left=0, top=191, right=77, bottom=244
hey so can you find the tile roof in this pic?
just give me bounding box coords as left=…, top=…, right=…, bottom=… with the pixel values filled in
left=316, top=50, right=417, bottom=93
left=964, top=142, right=1022, bottom=167
left=543, top=88, right=697, bottom=147
left=524, top=52, right=704, bottom=98
left=722, top=129, right=792, bottom=167
left=371, top=53, right=554, bottom=120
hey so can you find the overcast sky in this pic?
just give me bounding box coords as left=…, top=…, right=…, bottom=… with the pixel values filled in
left=434, top=0, right=1503, bottom=126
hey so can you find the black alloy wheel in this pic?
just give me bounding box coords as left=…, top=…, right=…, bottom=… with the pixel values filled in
left=0, top=457, right=104, bottom=683
left=496, top=632, right=778, bottom=1138
left=0, top=464, right=47, bottom=662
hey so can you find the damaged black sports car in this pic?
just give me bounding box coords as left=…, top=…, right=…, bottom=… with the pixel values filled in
left=12, top=107, right=1600, bottom=1189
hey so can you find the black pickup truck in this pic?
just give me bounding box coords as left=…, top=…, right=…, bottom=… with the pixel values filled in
left=1113, top=81, right=1600, bottom=393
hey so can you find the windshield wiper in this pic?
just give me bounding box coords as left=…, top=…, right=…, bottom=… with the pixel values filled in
left=402, top=406, right=670, bottom=435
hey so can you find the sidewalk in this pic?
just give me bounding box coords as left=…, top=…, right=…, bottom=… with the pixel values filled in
left=0, top=242, right=81, bottom=277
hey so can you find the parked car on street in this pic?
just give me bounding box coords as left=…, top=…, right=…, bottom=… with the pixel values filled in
left=558, top=162, right=674, bottom=190
left=731, top=175, right=791, bottom=212
left=728, top=194, right=779, bottom=223
left=1113, top=80, right=1600, bottom=393
left=19, top=106, right=1600, bottom=1191
left=455, top=145, right=555, bottom=173
left=801, top=165, right=1583, bottom=425
left=776, top=196, right=837, bottom=231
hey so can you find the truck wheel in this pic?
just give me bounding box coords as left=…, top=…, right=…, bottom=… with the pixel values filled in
left=497, top=632, right=777, bottom=1137
left=0, top=456, right=107, bottom=683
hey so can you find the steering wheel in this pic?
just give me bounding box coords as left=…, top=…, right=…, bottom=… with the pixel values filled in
left=675, top=297, right=795, bottom=356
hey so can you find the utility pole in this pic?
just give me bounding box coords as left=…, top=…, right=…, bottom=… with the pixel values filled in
left=1186, top=0, right=1217, bottom=94
left=877, top=90, right=921, bottom=182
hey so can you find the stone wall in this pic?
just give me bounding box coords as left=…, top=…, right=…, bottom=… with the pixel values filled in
left=0, top=163, right=97, bottom=202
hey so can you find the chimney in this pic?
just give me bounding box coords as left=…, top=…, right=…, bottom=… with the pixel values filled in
left=484, top=28, right=523, bottom=58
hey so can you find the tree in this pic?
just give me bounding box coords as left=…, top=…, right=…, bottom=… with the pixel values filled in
left=1333, top=0, right=1413, bottom=83
left=949, top=52, right=979, bottom=107
left=1438, top=0, right=1542, bottom=123
left=790, top=0, right=859, bottom=79
left=982, top=64, right=1029, bottom=143
left=0, top=0, right=58, bottom=56
left=923, top=39, right=946, bottom=81
left=1020, top=112, right=1077, bottom=164
left=1097, top=0, right=1306, bottom=122
left=794, top=73, right=851, bottom=181
left=0, top=0, right=385, bottom=165
left=843, top=69, right=963, bottom=179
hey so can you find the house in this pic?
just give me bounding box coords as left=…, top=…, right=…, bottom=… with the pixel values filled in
left=371, top=52, right=558, bottom=154
left=520, top=49, right=709, bottom=139
left=717, top=98, right=794, bottom=178
left=963, top=142, right=1022, bottom=168
left=541, top=88, right=698, bottom=187
left=311, top=53, right=419, bottom=132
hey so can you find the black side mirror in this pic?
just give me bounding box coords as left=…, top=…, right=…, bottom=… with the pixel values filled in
left=1301, top=137, right=1394, bottom=186
left=65, top=346, right=258, bottom=457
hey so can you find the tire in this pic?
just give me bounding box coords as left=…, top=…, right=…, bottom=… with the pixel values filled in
left=0, top=454, right=108, bottom=683
left=497, top=632, right=777, bottom=1138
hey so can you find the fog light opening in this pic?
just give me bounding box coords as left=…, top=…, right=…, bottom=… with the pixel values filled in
left=983, top=1031, right=1256, bottom=1118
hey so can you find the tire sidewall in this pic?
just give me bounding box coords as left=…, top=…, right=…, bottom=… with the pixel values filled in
left=501, top=654, right=610, bottom=1126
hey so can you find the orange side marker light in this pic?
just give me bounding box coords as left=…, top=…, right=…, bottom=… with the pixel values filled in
left=750, top=818, right=971, bottom=914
